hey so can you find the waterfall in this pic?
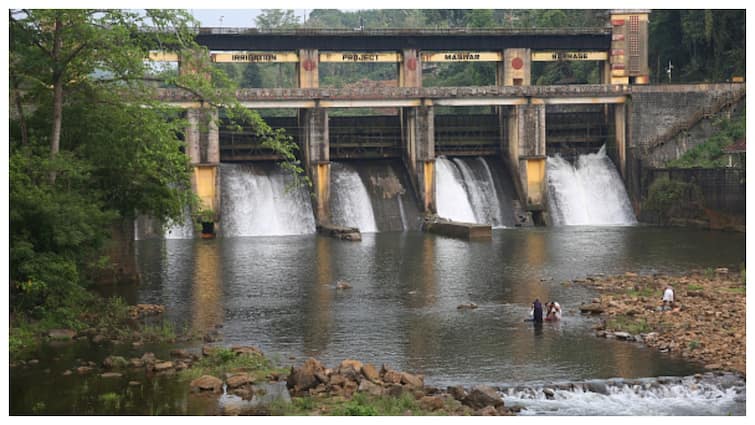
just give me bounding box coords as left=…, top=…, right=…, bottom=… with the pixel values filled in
left=330, top=162, right=377, bottom=232
left=546, top=145, right=637, bottom=226
left=220, top=163, right=316, bottom=237
left=163, top=207, right=194, bottom=239
left=436, top=156, right=508, bottom=226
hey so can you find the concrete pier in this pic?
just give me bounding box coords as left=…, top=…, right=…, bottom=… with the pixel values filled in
left=424, top=218, right=492, bottom=240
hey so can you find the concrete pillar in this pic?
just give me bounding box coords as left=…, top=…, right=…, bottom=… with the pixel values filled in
left=186, top=108, right=219, bottom=165
left=599, top=60, right=613, bottom=85
left=498, top=48, right=532, bottom=86
left=297, top=49, right=319, bottom=88
left=402, top=105, right=435, bottom=213
left=398, top=49, right=422, bottom=88
left=507, top=104, right=546, bottom=209
left=299, top=107, right=330, bottom=223
left=615, top=103, right=627, bottom=178
left=185, top=108, right=220, bottom=234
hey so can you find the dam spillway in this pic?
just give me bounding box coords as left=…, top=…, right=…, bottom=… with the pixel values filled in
left=220, top=163, right=316, bottom=237
left=546, top=145, right=637, bottom=226
left=435, top=156, right=516, bottom=227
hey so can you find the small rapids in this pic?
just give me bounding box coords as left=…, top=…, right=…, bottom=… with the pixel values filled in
left=500, top=373, right=745, bottom=416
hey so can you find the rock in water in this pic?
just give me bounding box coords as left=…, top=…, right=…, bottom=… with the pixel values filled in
left=463, top=385, right=503, bottom=409
left=48, top=329, right=76, bottom=340
left=190, top=375, right=223, bottom=393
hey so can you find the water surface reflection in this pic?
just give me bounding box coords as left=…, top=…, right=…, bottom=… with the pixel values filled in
left=133, top=227, right=744, bottom=386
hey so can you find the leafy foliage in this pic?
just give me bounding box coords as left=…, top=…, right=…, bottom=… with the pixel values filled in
left=9, top=9, right=303, bottom=319
left=666, top=113, right=746, bottom=168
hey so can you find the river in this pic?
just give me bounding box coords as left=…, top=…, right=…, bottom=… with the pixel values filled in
left=10, top=226, right=746, bottom=415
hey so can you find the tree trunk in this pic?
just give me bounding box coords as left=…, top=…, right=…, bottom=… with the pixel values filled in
left=49, top=16, right=63, bottom=183
left=11, top=75, right=28, bottom=145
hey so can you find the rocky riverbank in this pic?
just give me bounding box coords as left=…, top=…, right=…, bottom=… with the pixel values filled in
left=574, top=269, right=745, bottom=375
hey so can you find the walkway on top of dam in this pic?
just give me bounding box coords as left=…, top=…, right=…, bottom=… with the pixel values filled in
left=155, top=83, right=744, bottom=109
left=193, top=27, right=612, bottom=51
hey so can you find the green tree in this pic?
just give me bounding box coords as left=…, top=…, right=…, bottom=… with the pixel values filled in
left=255, top=9, right=300, bottom=29
left=9, top=9, right=302, bottom=313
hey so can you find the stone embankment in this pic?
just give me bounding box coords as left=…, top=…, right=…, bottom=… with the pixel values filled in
left=575, top=269, right=745, bottom=374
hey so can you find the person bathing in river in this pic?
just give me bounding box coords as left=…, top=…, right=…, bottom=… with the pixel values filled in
left=545, top=301, right=562, bottom=321
left=662, top=285, right=675, bottom=310
left=531, top=299, right=544, bottom=323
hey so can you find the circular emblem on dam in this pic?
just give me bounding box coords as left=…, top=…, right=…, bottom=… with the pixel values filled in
left=303, top=59, right=316, bottom=71
left=406, top=57, right=417, bottom=71
left=511, top=57, right=524, bottom=70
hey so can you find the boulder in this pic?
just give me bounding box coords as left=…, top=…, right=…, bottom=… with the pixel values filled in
left=287, top=358, right=325, bottom=393
left=447, top=385, right=467, bottom=401
left=202, top=345, right=219, bottom=357
left=76, top=366, right=94, bottom=375
left=48, top=329, right=76, bottom=340
left=361, top=363, right=380, bottom=383
left=103, top=355, right=128, bottom=370
left=231, top=346, right=262, bottom=357
left=579, top=303, right=604, bottom=314
left=383, top=370, right=402, bottom=384
left=169, top=349, right=194, bottom=360
left=226, top=373, right=252, bottom=389
left=358, top=380, right=384, bottom=396
left=338, top=359, right=363, bottom=372
left=154, top=361, right=173, bottom=372
left=140, top=352, right=157, bottom=365
left=543, top=388, right=555, bottom=399
left=613, top=332, right=632, bottom=340
left=475, top=406, right=499, bottom=416
left=100, top=372, right=122, bottom=379
left=419, top=395, right=446, bottom=411
left=463, top=385, right=503, bottom=409
left=385, top=384, right=404, bottom=398
left=190, top=375, right=223, bottom=393
left=91, top=335, right=107, bottom=344
left=329, top=373, right=347, bottom=386
left=457, top=303, right=478, bottom=310
left=129, top=358, right=145, bottom=368
left=585, top=381, right=609, bottom=395
left=400, top=372, right=424, bottom=389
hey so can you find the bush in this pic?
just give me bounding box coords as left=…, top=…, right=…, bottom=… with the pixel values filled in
left=642, top=177, right=704, bottom=224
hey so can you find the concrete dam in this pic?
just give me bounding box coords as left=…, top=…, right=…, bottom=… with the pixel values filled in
left=134, top=11, right=744, bottom=240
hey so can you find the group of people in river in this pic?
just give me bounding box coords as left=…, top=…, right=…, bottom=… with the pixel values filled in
left=528, top=299, right=561, bottom=323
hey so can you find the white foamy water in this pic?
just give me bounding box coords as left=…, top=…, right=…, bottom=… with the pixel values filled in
left=435, top=156, right=479, bottom=223
left=330, top=162, right=378, bottom=232
left=163, top=208, right=194, bottom=240
left=220, top=163, right=316, bottom=237
left=546, top=145, right=637, bottom=226
left=501, top=374, right=745, bottom=416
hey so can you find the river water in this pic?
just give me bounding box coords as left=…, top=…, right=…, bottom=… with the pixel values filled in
left=11, top=227, right=746, bottom=415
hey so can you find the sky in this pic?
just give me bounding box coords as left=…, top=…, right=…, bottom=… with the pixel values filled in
left=190, top=9, right=310, bottom=28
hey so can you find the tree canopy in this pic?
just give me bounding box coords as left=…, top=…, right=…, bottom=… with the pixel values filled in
left=9, top=9, right=298, bottom=311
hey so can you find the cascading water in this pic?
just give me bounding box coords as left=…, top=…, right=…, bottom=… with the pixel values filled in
left=163, top=208, right=194, bottom=240
left=500, top=373, right=745, bottom=415
left=436, top=156, right=509, bottom=227
left=220, top=163, right=316, bottom=237
left=546, top=145, right=637, bottom=226
left=435, top=157, right=477, bottom=223
left=330, top=162, right=377, bottom=232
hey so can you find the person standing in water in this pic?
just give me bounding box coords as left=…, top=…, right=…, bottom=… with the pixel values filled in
left=532, top=299, right=544, bottom=323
